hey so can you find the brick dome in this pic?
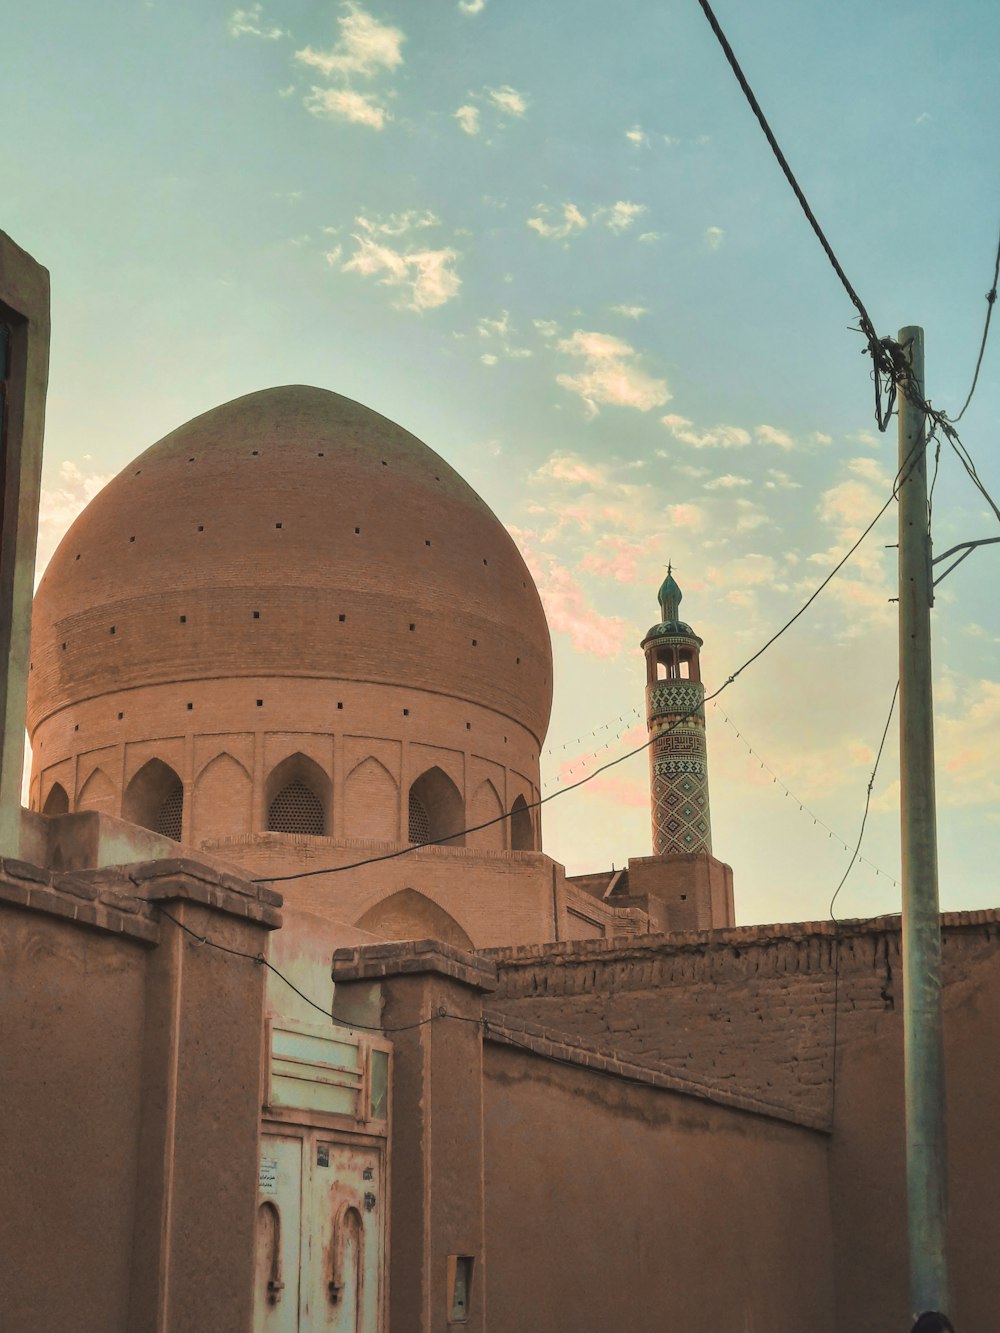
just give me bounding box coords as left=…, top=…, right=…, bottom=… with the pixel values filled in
left=27, top=386, right=552, bottom=856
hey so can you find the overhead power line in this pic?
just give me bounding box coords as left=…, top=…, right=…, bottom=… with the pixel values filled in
left=949, top=228, right=1000, bottom=424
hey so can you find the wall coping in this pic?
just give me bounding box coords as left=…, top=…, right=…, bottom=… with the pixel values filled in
left=0, top=855, right=282, bottom=943
left=482, top=1008, right=830, bottom=1133
left=332, top=937, right=498, bottom=992
left=483, top=909, right=1000, bottom=969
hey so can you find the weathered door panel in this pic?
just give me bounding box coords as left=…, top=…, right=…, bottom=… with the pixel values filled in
left=254, top=1136, right=304, bottom=1333
left=303, top=1140, right=384, bottom=1333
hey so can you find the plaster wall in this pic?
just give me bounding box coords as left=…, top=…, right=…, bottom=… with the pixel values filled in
left=483, top=1040, right=835, bottom=1333
left=0, top=905, right=146, bottom=1332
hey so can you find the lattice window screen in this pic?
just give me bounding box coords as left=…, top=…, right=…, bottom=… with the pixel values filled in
left=408, top=792, right=430, bottom=845
left=156, top=784, right=184, bottom=842
left=268, top=780, right=325, bottom=836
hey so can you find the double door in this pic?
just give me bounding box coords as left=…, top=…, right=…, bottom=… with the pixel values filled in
left=254, top=1130, right=385, bottom=1333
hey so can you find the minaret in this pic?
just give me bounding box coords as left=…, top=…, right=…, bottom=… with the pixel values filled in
left=641, top=567, right=713, bottom=857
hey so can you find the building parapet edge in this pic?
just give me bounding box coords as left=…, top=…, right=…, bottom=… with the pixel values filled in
left=332, top=937, right=498, bottom=991
left=0, top=855, right=282, bottom=942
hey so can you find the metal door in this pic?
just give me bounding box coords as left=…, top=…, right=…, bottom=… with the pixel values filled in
left=254, top=1136, right=303, bottom=1333
left=254, top=1133, right=384, bottom=1333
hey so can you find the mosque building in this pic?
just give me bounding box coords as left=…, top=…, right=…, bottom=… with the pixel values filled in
left=4, top=239, right=997, bottom=1333
left=26, top=383, right=732, bottom=947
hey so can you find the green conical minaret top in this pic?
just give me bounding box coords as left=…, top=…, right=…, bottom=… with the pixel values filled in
left=657, top=563, right=682, bottom=623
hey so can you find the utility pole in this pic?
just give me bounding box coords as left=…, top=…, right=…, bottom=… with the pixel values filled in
left=897, top=325, right=950, bottom=1324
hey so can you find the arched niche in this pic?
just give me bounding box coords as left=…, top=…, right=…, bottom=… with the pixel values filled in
left=344, top=756, right=398, bottom=841
left=123, top=758, right=185, bottom=842
left=510, top=793, right=534, bottom=851
left=354, top=889, right=474, bottom=951
left=76, top=767, right=117, bottom=817
left=408, top=766, right=464, bottom=847
left=193, top=752, right=252, bottom=843
left=42, top=782, right=70, bottom=816
left=265, top=751, right=331, bottom=837
left=469, top=778, right=504, bottom=851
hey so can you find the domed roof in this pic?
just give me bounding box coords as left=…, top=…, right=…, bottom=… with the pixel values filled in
left=28, top=386, right=553, bottom=743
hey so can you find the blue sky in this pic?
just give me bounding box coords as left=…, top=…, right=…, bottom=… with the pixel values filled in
left=5, top=0, right=998, bottom=925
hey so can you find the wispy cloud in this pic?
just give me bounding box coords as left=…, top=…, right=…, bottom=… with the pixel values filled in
left=305, top=86, right=388, bottom=128
left=527, top=200, right=647, bottom=241
left=228, top=3, right=285, bottom=39
left=36, top=461, right=114, bottom=584
left=704, top=225, right=725, bottom=250
left=296, top=3, right=404, bottom=130
left=510, top=527, right=627, bottom=657
left=596, top=201, right=646, bottom=233
left=555, top=330, right=671, bottom=417
left=454, top=104, right=480, bottom=135
left=662, top=414, right=752, bottom=449
left=703, top=473, right=751, bottom=490
left=296, top=3, right=403, bottom=77
left=475, top=309, right=532, bottom=361
left=527, top=203, right=588, bottom=240
left=625, top=125, right=647, bottom=147
left=338, top=213, right=460, bottom=310
left=454, top=84, right=528, bottom=135
left=458, top=0, right=486, bottom=12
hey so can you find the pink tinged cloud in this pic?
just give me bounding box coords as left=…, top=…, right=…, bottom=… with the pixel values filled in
left=510, top=528, right=626, bottom=658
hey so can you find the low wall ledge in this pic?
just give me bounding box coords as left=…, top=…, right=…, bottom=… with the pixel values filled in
left=332, top=937, right=498, bottom=991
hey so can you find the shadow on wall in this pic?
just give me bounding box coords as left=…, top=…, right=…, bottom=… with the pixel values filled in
left=354, top=888, right=474, bottom=950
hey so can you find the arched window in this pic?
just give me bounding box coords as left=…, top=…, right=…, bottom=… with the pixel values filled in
left=408, top=791, right=431, bottom=844
left=510, top=794, right=533, bottom=851
left=268, top=780, right=325, bottom=835
left=123, top=758, right=185, bottom=842
left=42, top=782, right=69, bottom=816
left=264, top=752, right=330, bottom=837
left=407, top=767, right=464, bottom=847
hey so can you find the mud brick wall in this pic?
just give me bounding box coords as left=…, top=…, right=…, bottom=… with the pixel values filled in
left=486, top=913, right=1000, bottom=1127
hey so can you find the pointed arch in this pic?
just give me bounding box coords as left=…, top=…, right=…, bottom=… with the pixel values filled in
left=265, top=751, right=330, bottom=836
left=76, top=767, right=116, bottom=817
left=354, top=889, right=474, bottom=951
left=123, top=758, right=184, bottom=841
left=42, top=782, right=70, bottom=816
left=344, top=756, right=398, bottom=841
left=193, top=752, right=252, bottom=843
left=510, top=793, right=534, bottom=851
left=469, top=778, right=504, bottom=851
left=408, top=766, right=464, bottom=847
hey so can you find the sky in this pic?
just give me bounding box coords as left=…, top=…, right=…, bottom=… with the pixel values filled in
left=4, top=0, right=998, bottom=927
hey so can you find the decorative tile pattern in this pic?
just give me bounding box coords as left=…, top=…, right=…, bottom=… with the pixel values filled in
left=647, top=678, right=712, bottom=856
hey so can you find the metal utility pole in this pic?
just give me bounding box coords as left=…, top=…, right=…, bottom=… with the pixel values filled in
left=897, top=325, right=950, bottom=1323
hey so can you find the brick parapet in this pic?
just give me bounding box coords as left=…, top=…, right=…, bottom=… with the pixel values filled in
left=482, top=911, right=1000, bottom=1124
left=482, top=1008, right=831, bottom=1131
left=332, top=937, right=499, bottom=992
left=0, top=854, right=282, bottom=943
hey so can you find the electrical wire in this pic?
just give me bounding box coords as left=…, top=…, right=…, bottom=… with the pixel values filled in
left=948, top=227, right=1000, bottom=424
left=693, top=0, right=898, bottom=430
left=155, top=905, right=479, bottom=1033
left=828, top=678, right=900, bottom=1126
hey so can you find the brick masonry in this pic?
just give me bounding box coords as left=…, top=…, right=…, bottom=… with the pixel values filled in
left=485, top=911, right=1000, bottom=1127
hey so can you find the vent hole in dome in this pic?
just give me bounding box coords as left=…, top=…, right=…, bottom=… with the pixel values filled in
left=252, top=450, right=259, bottom=456
left=408, top=793, right=431, bottom=845
left=338, top=613, right=346, bottom=623
left=186, top=702, right=193, bottom=710
left=256, top=699, right=263, bottom=707
left=197, top=525, right=204, bottom=532
left=253, top=610, right=260, bottom=619
left=118, top=712, right=124, bottom=721
left=403, top=708, right=409, bottom=717
left=156, top=785, right=184, bottom=841
left=110, top=626, right=116, bottom=635
left=268, top=781, right=325, bottom=836
left=188, top=457, right=195, bottom=463
left=409, top=623, right=415, bottom=631
left=275, top=522, right=283, bottom=529
left=425, top=539, right=431, bottom=546
left=129, top=536, right=135, bottom=543
left=179, top=615, right=187, bottom=624
left=354, top=527, right=360, bottom=535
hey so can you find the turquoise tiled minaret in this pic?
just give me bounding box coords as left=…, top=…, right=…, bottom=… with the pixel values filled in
left=641, top=568, right=713, bottom=857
